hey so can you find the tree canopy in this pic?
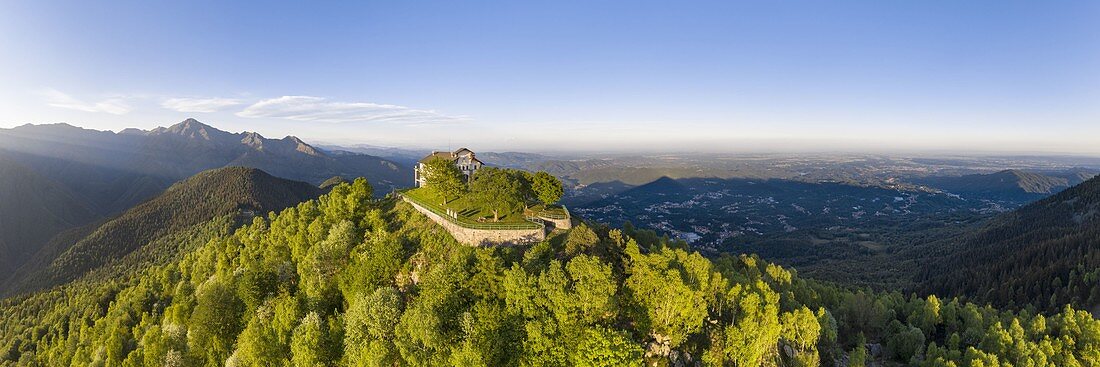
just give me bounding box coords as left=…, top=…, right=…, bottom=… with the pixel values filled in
left=530, top=171, right=564, bottom=206
left=3, top=177, right=1100, bottom=367
left=468, top=167, right=525, bottom=221
left=423, top=156, right=468, bottom=204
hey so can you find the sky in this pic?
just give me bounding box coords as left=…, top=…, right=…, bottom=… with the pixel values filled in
left=0, top=0, right=1098, bottom=154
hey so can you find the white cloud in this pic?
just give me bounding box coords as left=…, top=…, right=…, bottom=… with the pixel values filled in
left=39, top=88, right=131, bottom=115
left=236, top=96, right=469, bottom=124
left=161, top=97, right=242, bottom=113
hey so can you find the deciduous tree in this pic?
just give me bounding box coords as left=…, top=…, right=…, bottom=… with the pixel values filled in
left=530, top=171, right=564, bottom=206
left=469, top=167, right=523, bottom=221
left=424, top=157, right=467, bottom=204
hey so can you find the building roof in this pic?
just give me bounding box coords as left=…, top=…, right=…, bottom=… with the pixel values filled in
left=419, top=151, right=456, bottom=163
left=419, top=148, right=483, bottom=165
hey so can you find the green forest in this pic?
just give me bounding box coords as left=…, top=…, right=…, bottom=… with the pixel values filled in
left=918, top=174, right=1100, bottom=313
left=3, top=178, right=1100, bottom=367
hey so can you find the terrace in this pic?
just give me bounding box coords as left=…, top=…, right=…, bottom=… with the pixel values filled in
left=401, top=188, right=544, bottom=230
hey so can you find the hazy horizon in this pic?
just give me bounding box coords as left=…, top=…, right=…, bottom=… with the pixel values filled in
left=9, top=118, right=1100, bottom=159
left=2, top=1, right=1098, bottom=154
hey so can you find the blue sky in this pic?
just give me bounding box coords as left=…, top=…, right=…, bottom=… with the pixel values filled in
left=1, top=1, right=1097, bottom=153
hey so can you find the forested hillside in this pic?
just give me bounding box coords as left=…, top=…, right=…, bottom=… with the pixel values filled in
left=0, top=158, right=99, bottom=276
left=919, top=175, right=1100, bottom=312
left=3, top=178, right=1099, bottom=367
left=0, top=167, right=322, bottom=296
left=0, top=119, right=410, bottom=291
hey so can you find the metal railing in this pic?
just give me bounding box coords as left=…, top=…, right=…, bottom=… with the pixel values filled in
left=529, top=205, right=570, bottom=220
left=401, top=192, right=544, bottom=230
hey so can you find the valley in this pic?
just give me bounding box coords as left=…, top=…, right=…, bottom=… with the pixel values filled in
left=4, top=3, right=1098, bottom=365
left=1, top=121, right=1099, bottom=367
left=451, top=151, right=1100, bottom=288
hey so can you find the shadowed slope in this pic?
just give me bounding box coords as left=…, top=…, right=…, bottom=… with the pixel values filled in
left=1, top=167, right=323, bottom=295
left=919, top=174, right=1100, bottom=311
left=0, top=157, right=99, bottom=276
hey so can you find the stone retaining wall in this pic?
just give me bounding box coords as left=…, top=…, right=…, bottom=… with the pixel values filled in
left=403, top=197, right=545, bottom=246
left=538, top=216, right=572, bottom=230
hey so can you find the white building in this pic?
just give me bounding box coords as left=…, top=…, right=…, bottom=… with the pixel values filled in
left=414, top=148, right=484, bottom=187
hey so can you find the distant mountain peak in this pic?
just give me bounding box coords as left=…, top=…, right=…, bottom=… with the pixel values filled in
left=240, top=131, right=266, bottom=149
left=36, top=122, right=77, bottom=128
left=173, top=118, right=208, bottom=130
left=12, top=122, right=93, bottom=133
left=282, top=135, right=323, bottom=156
left=160, top=118, right=230, bottom=141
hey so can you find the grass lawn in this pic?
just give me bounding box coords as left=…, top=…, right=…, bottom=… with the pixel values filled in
left=404, top=187, right=528, bottom=223
left=525, top=204, right=569, bottom=219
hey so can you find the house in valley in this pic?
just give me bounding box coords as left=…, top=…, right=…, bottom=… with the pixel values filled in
left=414, top=148, right=484, bottom=187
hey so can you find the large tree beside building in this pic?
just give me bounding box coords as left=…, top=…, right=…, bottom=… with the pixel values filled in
left=530, top=171, right=564, bottom=205
left=469, top=167, right=524, bottom=221
left=423, top=157, right=468, bottom=204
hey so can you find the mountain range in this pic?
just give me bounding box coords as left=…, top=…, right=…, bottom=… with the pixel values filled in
left=0, top=167, right=323, bottom=296
left=0, top=119, right=410, bottom=292
left=0, top=118, right=409, bottom=203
